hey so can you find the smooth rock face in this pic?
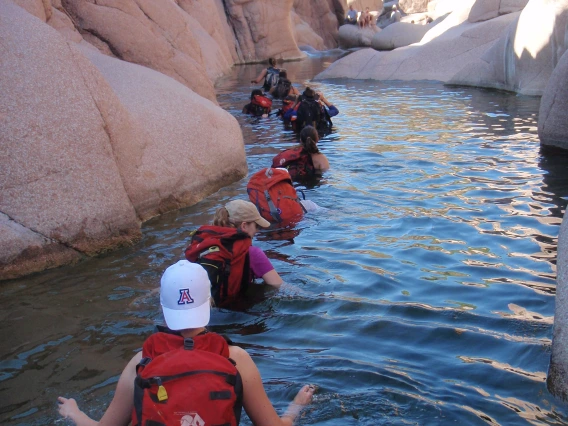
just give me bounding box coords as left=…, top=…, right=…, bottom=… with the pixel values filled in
left=320, top=12, right=518, bottom=82
left=539, top=50, right=568, bottom=151
left=293, top=0, right=341, bottom=49
left=338, top=24, right=381, bottom=48
left=371, top=21, right=431, bottom=50
left=0, top=0, right=141, bottom=277
left=60, top=0, right=218, bottom=102
left=292, top=10, right=326, bottom=51
left=223, top=0, right=305, bottom=62
left=449, top=0, right=568, bottom=95
left=79, top=44, right=248, bottom=221
left=0, top=0, right=248, bottom=280
left=549, top=212, right=568, bottom=402
left=468, top=0, right=529, bottom=23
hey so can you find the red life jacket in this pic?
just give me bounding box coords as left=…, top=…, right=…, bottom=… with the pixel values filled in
left=271, top=146, right=316, bottom=180
left=132, top=327, right=243, bottom=426
left=247, top=168, right=305, bottom=226
left=251, top=94, right=272, bottom=114
left=185, top=226, right=252, bottom=306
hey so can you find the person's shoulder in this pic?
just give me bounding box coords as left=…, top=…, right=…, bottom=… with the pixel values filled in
left=249, top=245, right=267, bottom=258
left=228, top=344, right=251, bottom=363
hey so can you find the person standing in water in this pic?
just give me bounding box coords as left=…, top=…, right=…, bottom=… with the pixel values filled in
left=58, top=260, right=315, bottom=425
left=251, top=58, right=280, bottom=93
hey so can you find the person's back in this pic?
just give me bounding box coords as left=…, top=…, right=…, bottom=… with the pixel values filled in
left=299, top=125, right=329, bottom=174
left=58, top=260, right=314, bottom=426
left=296, top=88, right=321, bottom=131
left=274, top=77, right=292, bottom=99
left=134, top=326, right=242, bottom=426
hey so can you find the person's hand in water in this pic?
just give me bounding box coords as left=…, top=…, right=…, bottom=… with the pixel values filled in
left=294, top=384, right=316, bottom=405
left=57, top=397, right=96, bottom=425
left=283, top=384, right=316, bottom=423
left=58, top=397, right=79, bottom=421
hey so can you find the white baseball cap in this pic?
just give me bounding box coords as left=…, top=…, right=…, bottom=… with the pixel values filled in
left=160, top=260, right=211, bottom=330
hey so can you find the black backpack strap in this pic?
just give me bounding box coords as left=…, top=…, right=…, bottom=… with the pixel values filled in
left=264, top=189, right=282, bottom=223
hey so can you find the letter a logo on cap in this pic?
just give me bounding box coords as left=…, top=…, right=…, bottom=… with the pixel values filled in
left=177, top=289, right=194, bottom=305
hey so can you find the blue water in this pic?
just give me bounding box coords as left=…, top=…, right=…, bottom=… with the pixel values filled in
left=1, top=53, right=568, bottom=425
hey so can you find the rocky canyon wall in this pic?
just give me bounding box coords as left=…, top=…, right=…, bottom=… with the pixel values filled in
left=1, top=0, right=346, bottom=280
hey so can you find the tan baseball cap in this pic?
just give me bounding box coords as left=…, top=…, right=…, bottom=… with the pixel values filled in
left=226, top=200, right=270, bottom=228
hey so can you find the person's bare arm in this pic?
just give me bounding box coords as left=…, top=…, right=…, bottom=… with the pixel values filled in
left=251, top=69, right=267, bottom=84
left=311, top=153, right=330, bottom=172
left=58, top=352, right=142, bottom=426
left=262, top=269, right=283, bottom=287
left=317, top=92, right=333, bottom=108
left=230, top=346, right=314, bottom=426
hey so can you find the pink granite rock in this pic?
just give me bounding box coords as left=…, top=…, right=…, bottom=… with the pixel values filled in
left=0, top=0, right=248, bottom=280
left=293, top=0, right=342, bottom=49
left=292, top=10, right=326, bottom=51
left=0, top=0, right=141, bottom=277
left=11, top=0, right=50, bottom=20
left=78, top=43, right=248, bottom=221
left=60, top=0, right=217, bottom=102
left=223, top=0, right=305, bottom=63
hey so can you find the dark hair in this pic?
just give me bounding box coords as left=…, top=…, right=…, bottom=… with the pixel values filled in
left=268, top=58, right=276, bottom=67
left=279, top=70, right=288, bottom=79
left=251, top=89, right=263, bottom=100
left=300, top=126, right=320, bottom=154
left=303, top=87, right=315, bottom=98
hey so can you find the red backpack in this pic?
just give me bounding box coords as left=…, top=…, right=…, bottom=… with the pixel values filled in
left=251, top=94, right=272, bottom=115
left=247, top=168, right=306, bottom=226
left=185, top=226, right=252, bottom=306
left=271, top=146, right=316, bottom=180
left=132, top=327, right=243, bottom=426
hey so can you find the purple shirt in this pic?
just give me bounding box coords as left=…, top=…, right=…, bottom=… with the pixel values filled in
left=249, top=246, right=275, bottom=280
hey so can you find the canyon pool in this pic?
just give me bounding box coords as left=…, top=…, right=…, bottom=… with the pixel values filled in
left=1, top=53, right=568, bottom=425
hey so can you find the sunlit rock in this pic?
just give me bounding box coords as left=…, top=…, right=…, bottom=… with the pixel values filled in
left=539, top=50, right=568, bottom=151
left=468, top=0, right=528, bottom=23
left=449, top=0, right=568, bottom=95
left=318, top=10, right=518, bottom=82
